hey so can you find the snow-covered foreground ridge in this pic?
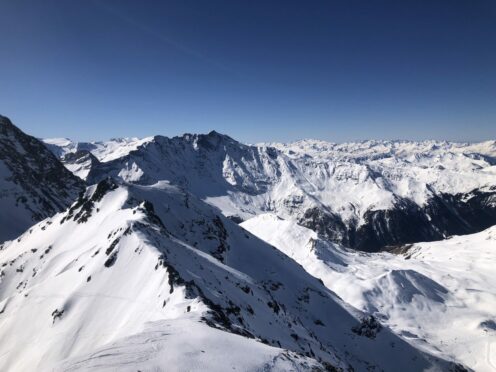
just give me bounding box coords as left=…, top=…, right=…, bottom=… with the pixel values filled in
left=242, top=214, right=496, bottom=372
left=0, top=178, right=461, bottom=371
left=44, top=132, right=496, bottom=251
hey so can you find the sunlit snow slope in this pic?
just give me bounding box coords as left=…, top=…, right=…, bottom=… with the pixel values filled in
left=0, top=179, right=459, bottom=371
left=242, top=214, right=496, bottom=371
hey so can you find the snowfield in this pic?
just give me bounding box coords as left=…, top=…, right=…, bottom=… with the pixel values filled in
left=242, top=214, right=496, bottom=371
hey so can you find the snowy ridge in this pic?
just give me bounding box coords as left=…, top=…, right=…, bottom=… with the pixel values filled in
left=242, top=214, right=496, bottom=371
left=0, top=179, right=458, bottom=371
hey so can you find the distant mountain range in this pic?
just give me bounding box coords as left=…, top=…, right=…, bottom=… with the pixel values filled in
left=43, top=130, right=496, bottom=251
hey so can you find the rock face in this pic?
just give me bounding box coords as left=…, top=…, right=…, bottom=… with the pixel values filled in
left=0, top=179, right=458, bottom=371
left=0, top=116, right=84, bottom=242
left=46, top=132, right=496, bottom=251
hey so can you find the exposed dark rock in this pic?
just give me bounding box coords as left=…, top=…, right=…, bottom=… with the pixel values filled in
left=51, top=308, right=65, bottom=323
left=104, top=251, right=118, bottom=268
left=351, top=315, right=382, bottom=339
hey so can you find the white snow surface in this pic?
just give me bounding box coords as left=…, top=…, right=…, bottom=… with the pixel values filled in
left=0, top=181, right=455, bottom=372
left=242, top=213, right=496, bottom=371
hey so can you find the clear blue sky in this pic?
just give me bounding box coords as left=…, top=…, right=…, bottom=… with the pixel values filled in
left=1, top=0, right=495, bottom=143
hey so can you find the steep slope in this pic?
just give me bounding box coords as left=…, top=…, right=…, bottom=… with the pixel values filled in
left=242, top=214, right=496, bottom=371
left=47, top=132, right=496, bottom=251
left=0, top=116, right=84, bottom=243
left=0, top=179, right=458, bottom=371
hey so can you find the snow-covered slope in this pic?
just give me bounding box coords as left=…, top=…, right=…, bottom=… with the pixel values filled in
left=0, top=179, right=458, bottom=371
left=45, top=131, right=496, bottom=251
left=242, top=214, right=496, bottom=371
left=0, top=116, right=84, bottom=243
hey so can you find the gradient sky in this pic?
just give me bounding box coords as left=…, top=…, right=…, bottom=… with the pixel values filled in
left=1, top=0, right=495, bottom=143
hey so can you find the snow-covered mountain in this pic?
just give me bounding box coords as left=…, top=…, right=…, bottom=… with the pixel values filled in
left=242, top=214, right=496, bottom=371
left=0, top=116, right=84, bottom=243
left=45, top=132, right=496, bottom=251
left=1, top=115, right=493, bottom=370
left=0, top=178, right=459, bottom=371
